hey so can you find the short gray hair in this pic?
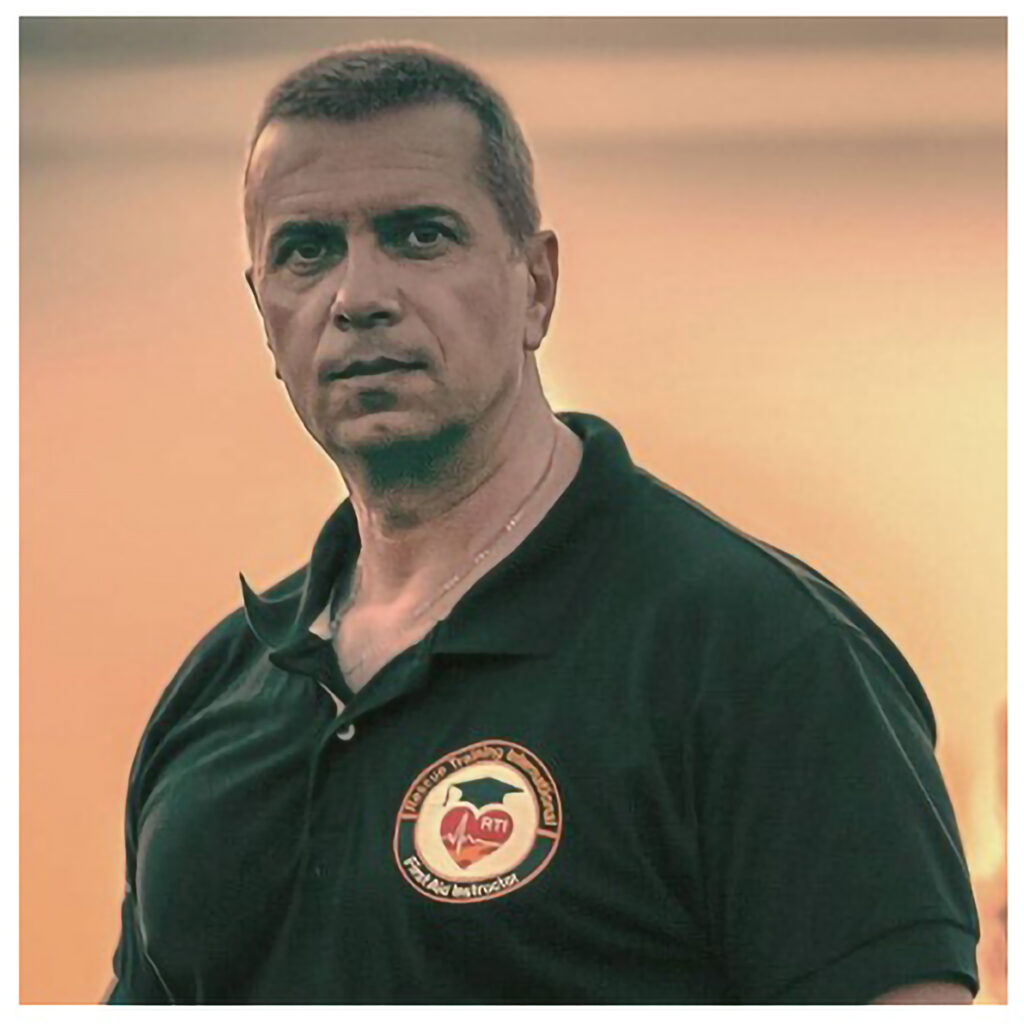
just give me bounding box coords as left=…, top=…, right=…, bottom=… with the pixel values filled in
left=245, top=42, right=541, bottom=250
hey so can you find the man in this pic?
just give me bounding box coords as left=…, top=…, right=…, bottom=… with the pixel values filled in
left=107, top=44, right=979, bottom=1004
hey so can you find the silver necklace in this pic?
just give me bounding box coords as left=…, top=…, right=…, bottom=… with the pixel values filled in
left=330, top=429, right=561, bottom=677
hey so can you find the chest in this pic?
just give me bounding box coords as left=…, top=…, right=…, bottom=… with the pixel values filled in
left=133, top=640, right=715, bottom=1002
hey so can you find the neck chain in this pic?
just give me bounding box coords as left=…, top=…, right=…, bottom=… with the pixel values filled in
left=329, top=427, right=561, bottom=676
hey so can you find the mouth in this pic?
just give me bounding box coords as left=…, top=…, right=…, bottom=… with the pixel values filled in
left=331, top=357, right=428, bottom=381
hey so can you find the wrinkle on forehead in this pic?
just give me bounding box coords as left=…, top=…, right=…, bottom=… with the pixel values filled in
left=243, top=104, right=490, bottom=264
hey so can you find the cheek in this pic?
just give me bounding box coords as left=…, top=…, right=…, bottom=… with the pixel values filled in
left=431, top=270, right=526, bottom=365
left=259, top=284, right=327, bottom=371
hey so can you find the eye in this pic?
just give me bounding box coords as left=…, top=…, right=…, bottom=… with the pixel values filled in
left=270, top=227, right=343, bottom=276
left=294, top=240, right=326, bottom=260
left=408, top=225, right=443, bottom=247
left=395, top=221, right=457, bottom=256
left=282, top=239, right=334, bottom=274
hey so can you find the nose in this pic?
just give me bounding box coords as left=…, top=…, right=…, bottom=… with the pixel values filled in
left=330, top=242, right=401, bottom=332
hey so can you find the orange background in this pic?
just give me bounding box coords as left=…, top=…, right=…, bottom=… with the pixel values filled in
left=20, top=18, right=1006, bottom=1004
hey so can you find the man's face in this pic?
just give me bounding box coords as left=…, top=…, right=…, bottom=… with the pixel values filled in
left=245, top=103, right=555, bottom=459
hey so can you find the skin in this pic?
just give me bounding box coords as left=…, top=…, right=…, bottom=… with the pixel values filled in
left=244, top=103, right=576, bottom=609
left=872, top=981, right=972, bottom=1004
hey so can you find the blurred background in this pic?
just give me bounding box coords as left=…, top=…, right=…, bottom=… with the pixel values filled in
left=20, top=16, right=1006, bottom=1004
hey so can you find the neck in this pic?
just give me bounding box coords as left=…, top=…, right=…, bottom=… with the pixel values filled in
left=339, top=389, right=564, bottom=607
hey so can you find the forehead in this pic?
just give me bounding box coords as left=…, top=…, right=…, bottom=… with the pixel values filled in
left=245, top=103, right=493, bottom=235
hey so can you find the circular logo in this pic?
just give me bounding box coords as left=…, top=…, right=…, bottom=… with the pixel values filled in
left=393, top=739, right=562, bottom=904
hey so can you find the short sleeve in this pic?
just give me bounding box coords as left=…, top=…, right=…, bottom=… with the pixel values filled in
left=107, top=733, right=172, bottom=1005
left=106, top=610, right=250, bottom=1003
left=107, top=882, right=171, bottom=1004
left=691, top=623, right=980, bottom=1003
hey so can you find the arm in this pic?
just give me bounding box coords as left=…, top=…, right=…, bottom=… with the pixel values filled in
left=872, top=981, right=973, bottom=1004
left=691, top=623, right=981, bottom=1003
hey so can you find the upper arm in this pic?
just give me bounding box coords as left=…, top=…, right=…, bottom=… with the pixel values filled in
left=108, top=618, right=247, bottom=1004
left=872, top=981, right=974, bottom=1004
left=692, top=623, right=981, bottom=1003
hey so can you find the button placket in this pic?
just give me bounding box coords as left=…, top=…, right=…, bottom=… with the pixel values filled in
left=315, top=678, right=358, bottom=743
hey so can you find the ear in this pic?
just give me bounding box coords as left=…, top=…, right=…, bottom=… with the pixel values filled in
left=523, top=230, right=559, bottom=352
left=244, top=268, right=283, bottom=381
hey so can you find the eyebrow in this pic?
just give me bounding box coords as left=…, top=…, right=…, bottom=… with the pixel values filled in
left=371, top=205, right=467, bottom=233
left=266, top=206, right=468, bottom=250
left=266, top=219, right=340, bottom=254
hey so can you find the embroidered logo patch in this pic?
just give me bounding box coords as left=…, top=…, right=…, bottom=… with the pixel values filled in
left=393, top=739, right=562, bottom=903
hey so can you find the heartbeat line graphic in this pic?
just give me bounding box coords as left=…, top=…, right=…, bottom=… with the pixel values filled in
left=441, top=810, right=503, bottom=857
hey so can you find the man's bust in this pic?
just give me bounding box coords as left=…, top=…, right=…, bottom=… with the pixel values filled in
left=106, top=43, right=979, bottom=1005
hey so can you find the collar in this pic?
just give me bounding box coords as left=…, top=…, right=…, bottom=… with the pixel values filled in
left=241, top=412, right=637, bottom=659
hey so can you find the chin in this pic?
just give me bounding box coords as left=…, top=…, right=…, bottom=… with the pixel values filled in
left=325, top=408, right=459, bottom=457
left=325, top=411, right=471, bottom=489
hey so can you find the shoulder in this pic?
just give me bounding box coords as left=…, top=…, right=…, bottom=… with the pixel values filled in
left=616, top=466, right=860, bottom=642
left=613, top=466, right=934, bottom=732
left=127, top=565, right=308, bottom=791
left=169, top=564, right=308, bottom=705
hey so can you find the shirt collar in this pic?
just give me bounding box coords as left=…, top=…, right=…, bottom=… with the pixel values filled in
left=241, top=412, right=637, bottom=658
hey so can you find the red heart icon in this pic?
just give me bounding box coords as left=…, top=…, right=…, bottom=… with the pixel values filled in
left=440, top=807, right=514, bottom=868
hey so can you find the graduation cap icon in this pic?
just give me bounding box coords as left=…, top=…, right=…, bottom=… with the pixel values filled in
left=445, top=776, right=523, bottom=810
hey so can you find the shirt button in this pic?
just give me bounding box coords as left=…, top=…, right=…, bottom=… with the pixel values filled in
left=336, top=723, right=356, bottom=742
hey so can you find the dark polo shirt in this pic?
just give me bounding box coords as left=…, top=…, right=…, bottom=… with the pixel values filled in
left=109, top=412, right=979, bottom=1004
